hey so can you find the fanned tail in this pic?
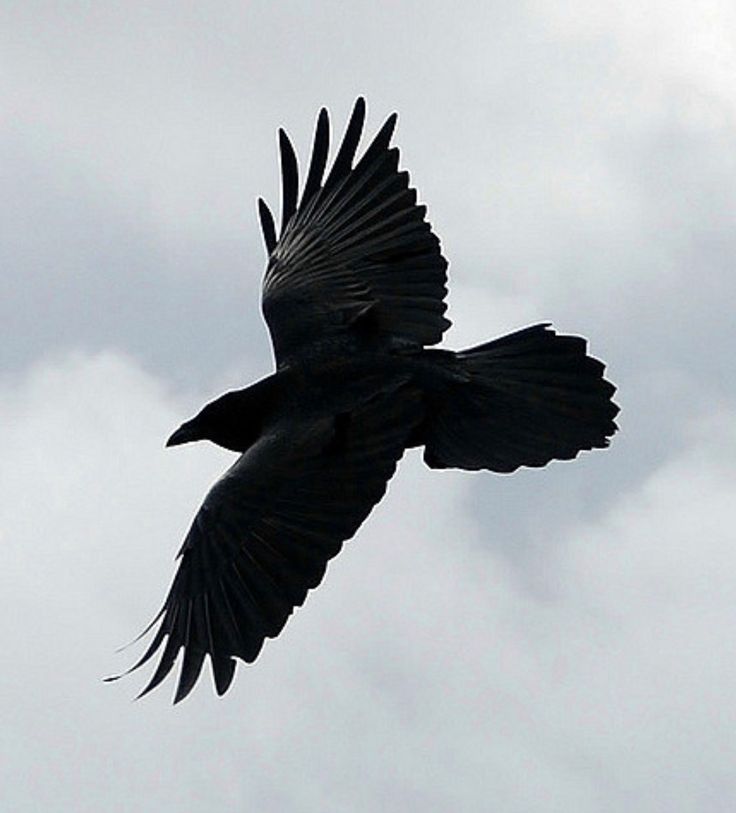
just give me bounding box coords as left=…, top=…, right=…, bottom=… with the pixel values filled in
left=423, top=324, right=619, bottom=472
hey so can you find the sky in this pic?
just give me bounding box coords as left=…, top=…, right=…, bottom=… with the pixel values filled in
left=2, top=1, right=735, bottom=810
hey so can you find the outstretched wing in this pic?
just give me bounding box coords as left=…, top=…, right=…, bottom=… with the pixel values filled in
left=109, top=384, right=422, bottom=702
left=258, top=98, right=450, bottom=367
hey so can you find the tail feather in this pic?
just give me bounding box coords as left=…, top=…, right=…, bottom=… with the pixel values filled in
left=423, top=324, right=619, bottom=472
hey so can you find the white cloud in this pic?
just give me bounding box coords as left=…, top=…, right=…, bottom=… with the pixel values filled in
left=1, top=350, right=734, bottom=811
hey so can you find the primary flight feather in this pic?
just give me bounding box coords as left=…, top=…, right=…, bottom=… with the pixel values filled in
left=108, top=98, right=618, bottom=702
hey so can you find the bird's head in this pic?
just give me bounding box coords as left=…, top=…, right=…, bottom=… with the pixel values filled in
left=166, top=385, right=269, bottom=453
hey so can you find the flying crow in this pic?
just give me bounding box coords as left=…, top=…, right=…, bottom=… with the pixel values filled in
left=108, top=98, right=618, bottom=702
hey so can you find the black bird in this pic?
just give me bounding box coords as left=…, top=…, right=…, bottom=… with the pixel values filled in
left=108, top=98, right=618, bottom=702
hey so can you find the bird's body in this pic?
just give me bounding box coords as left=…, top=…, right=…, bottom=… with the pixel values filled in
left=109, top=99, right=619, bottom=702
left=169, top=349, right=458, bottom=452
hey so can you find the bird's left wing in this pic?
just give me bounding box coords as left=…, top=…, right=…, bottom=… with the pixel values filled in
left=109, top=382, right=422, bottom=702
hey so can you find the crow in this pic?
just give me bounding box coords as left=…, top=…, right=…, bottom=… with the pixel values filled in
left=108, top=98, right=618, bottom=703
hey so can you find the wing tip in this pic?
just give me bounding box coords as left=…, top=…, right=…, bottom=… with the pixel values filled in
left=258, top=197, right=277, bottom=254
left=212, top=656, right=237, bottom=696
left=278, top=128, right=299, bottom=232
left=277, top=127, right=292, bottom=150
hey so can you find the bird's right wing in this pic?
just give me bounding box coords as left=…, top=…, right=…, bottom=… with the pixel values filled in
left=111, top=381, right=422, bottom=703
left=258, top=98, right=450, bottom=367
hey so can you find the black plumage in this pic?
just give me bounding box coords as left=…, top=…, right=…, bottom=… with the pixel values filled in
left=108, top=98, right=619, bottom=702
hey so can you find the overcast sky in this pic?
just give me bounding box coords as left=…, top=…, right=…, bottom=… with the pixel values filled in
left=2, top=2, right=735, bottom=811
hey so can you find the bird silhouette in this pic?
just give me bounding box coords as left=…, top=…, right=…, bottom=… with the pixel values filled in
left=108, top=98, right=618, bottom=703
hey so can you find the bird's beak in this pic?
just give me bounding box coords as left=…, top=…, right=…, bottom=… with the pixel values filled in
left=166, top=422, right=199, bottom=447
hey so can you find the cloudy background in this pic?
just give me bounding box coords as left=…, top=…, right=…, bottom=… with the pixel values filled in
left=2, top=2, right=735, bottom=810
